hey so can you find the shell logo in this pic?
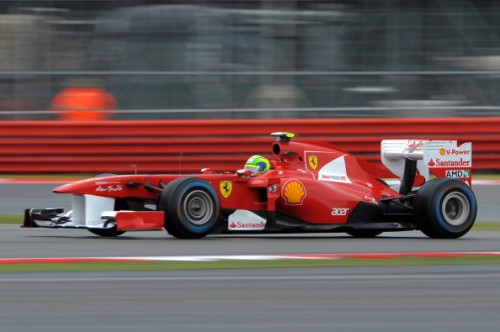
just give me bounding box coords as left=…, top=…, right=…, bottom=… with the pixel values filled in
left=282, top=180, right=307, bottom=205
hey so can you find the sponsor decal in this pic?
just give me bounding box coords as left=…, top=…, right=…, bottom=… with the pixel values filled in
left=404, top=140, right=424, bottom=152
left=96, top=184, right=122, bottom=192
left=440, top=148, right=471, bottom=156
left=331, top=207, right=349, bottom=216
left=321, top=174, right=349, bottom=182
left=364, top=195, right=378, bottom=204
left=267, top=184, right=279, bottom=193
left=318, top=156, right=351, bottom=183
left=282, top=180, right=306, bottom=205
left=95, top=181, right=120, bottom=185
left=424, top=142, right=472, bottom=169
left=427, top=158, right=471, bottom=168
left=446, top=170, right=471, bottom=178
left=227, top=210, right=266, bottom=230
left=229, top=221, right=266, bottom=231
left=308, top=155, right=318, bottom=170
left=219, top=181, right=233, bottom=198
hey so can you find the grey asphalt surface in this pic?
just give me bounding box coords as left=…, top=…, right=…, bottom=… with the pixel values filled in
left=1, top=266, right=500, bottom=332
left=0, top=183, right=72, bottom=215
left=1, top=182, right=500, bottom=332
left=2, top=225, right=500, bottom=258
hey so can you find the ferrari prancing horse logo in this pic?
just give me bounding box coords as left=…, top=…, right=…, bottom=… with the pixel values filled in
left=220, top=181, right=233, bottom=198
left=308, top=155, right=318, bottom=170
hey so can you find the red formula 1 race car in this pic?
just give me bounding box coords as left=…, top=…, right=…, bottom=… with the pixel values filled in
left=23, top=132, right=477, bottom=239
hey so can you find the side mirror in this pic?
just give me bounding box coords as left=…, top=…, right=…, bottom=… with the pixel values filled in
left=236, top=169, right=254, bottom=177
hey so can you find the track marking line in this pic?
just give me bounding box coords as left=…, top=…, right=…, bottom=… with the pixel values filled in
left=1, top=252, right=500, bottom=264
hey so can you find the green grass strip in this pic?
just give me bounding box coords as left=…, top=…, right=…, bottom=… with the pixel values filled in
left=0, top=256, right=500, bottom=273
left=0, top=216, right=23, bottom=225
left=471, top=222, right=500, bottom=232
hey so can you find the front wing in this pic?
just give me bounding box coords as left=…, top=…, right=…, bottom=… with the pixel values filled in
left=23, top=193, right=164, bottom=231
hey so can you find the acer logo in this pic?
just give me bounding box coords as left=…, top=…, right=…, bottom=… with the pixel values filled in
left=331, top=208, right=349, bottom=216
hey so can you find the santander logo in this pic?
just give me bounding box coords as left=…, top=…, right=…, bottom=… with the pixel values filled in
left=229, top=221, right=265, bottom=230
left=424, top=142, right=472, bottom=169
left=428, top=158, right=471, bottom=167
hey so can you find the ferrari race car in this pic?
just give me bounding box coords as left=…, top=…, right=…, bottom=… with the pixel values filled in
left=23, top=132, right=477, bottom=239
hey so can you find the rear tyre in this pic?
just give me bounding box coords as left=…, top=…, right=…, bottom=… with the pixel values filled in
left=159, top=177, right=220, bottom=239
left=414, top=178, right=477, bottom=239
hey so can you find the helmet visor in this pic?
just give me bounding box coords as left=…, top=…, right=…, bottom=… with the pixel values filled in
left=244, top=164, right=260, bottom=173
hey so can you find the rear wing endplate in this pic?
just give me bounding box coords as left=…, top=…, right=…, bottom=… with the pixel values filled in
left=381, top=140, right=472, bottom=188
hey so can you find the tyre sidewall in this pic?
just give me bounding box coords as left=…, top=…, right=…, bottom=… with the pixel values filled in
left=159, top=177, right=220, bottom=238
left=414, top=178, right=477, bottom=238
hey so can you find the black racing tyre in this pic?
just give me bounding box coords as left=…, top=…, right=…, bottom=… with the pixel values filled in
left=158, top=177, right=220, bottom=239
left=346, top=230, right=383, bottom=238
left=413, top=178, right=477, bottom=239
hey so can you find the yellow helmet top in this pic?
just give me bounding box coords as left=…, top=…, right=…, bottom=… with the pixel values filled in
left=244, top=155, right=270, bottom=174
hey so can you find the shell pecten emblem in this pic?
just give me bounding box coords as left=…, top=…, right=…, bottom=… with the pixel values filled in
left=282, top=180, right=307, bottom=205
left=220, top=181, right=233, bottom=198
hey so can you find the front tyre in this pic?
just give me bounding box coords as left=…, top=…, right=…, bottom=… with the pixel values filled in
left=414, top=178, right=477, bottom=239
left=159, top=177, right=220, bottom=239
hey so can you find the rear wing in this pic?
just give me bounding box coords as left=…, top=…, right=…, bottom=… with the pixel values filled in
left=381, top=140, right=472, bottom=192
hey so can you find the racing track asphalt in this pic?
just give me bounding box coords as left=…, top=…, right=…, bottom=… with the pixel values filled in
left=1, top=183, right=500, bottom=331
left=2, top=225, right=500, bottom=258
left=1, top=266, right=500, bottom=332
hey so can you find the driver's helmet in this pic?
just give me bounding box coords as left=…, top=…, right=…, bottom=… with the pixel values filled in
left=244, top=155, right=270, bottom=174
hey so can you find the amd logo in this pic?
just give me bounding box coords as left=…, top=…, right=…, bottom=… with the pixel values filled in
left=445, top=170, right=470, bottom=178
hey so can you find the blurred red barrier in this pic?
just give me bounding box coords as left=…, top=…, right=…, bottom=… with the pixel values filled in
left=0, top=118, right=498, bottom=174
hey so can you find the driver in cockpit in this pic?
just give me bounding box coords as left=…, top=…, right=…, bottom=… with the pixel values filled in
left=243, top=155, right=270, bottom=175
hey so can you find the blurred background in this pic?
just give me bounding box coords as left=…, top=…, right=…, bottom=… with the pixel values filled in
left=1, top=0, right=500, bottom=120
